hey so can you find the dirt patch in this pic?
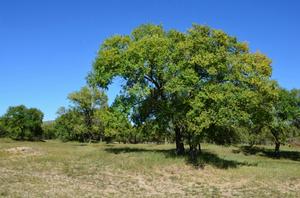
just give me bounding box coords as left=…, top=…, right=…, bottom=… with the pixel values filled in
left=4, top=147, right=42, bottom=156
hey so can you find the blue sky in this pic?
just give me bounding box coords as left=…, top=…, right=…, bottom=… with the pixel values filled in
left=0, top=0, right=299, bottom=121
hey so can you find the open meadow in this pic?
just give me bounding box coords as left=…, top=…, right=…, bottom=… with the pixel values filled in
left=0, top=139, right=299, bottom=197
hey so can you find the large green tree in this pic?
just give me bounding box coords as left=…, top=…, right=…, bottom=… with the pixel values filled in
left=88, top=24, right=276, bottom=155
left=1, top=105, right=44, bottom=140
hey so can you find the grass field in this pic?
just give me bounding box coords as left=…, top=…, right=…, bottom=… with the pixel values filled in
left=0, top=139, right=300, bottom=197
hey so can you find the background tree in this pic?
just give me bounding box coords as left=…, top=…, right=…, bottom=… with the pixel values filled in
left=88, top=24, right=276, bottom=156
left=54, top=86, right=109, bottom=142
left=54, top=108, right=84, bottom=141
left=42, top=121, right=57, bottom=139
left=1, top=105, right=44, bottom=140
left=291, top=89, right=300, bottom=129
left=267, top=88, right=300, bottom=156
left=0, top=117, right=6, bottom=137
left=67, top=86, right=108, bottom=142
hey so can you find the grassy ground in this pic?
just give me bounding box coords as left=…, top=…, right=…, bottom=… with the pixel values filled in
left=0, top=139, right=299, bottom=197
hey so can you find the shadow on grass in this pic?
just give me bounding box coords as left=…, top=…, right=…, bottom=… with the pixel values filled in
left=234, top=146, right=300, bottom=161
left=73, top=143, right=88, bottom=146
left=104, top=147, right=255, bottom=169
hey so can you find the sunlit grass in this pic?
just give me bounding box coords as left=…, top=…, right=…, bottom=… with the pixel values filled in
left=0, top=139, right=299, bottom=197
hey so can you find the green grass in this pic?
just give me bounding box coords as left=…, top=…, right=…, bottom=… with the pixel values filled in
left=0, top=138, right=299, bottom=197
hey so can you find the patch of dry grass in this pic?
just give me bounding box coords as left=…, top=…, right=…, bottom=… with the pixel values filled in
left=0, top=139, right=299, bottom=197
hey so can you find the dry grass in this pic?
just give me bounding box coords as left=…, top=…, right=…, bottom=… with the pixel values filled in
left=0, top=138, right=300, bottom=197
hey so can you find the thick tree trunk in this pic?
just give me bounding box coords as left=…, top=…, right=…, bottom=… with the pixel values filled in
left=275, top=141, right=280, bottom=157
left=271, top=130, right=281, bottom=158
left=175, top=126, right=185, bottom=155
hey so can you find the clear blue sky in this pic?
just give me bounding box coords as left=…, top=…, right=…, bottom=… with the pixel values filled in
left=1, top=0, right=299, bottom=121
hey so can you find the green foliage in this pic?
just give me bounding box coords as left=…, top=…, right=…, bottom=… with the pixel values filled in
left=290, top=89, right=300, bottom=129
left=53, top=86, right=131, bottom=142
left=266, top=88, right=300, bottom=154
left=97, top=97, right=134, bottom=143
left=1, top=105, right=44, bottom=140
left=64, top=86, right=108, bottom=142
left=42, top=121, right=57, bottom=139
left=54, top=108, right=84, bottom=141
left=88, top=23, right=277, bottom=153
left=68, top=86, right=108, bottom=114
left=0, top=118, right=6, bottom=137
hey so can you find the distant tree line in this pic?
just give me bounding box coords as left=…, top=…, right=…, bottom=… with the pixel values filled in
left=42, top=86, right=165, bottom=144
left=1, top=24, right=300, bottom=157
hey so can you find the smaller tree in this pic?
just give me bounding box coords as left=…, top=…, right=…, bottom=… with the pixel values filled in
left=2, top=105, right=44, bottom=140
left=54, top=87, right=109, bottom=142
left=268, top=88, right=300, bottom=156
left=68, top=86, right=108, bottom=142
left=42, top=121, right=57, bottom=139
left=55, top=108, right=84, bottom=141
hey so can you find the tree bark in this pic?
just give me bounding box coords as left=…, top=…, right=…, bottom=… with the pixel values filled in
left=198, top=143, right=202, bottom=153
left=175, top=126, right=185, bottom=155
left=271, top=130, right=281, bottom=158
left=189, top=144, right=197, bottom=161
left=275, top=141, right=280, bottom=157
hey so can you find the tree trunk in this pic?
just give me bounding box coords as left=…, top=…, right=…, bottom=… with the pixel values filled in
left=198, top=143, right=202, bottom=153
left=189, top=144, right=197, bottom=162
left=275, top=141, right=280, bottom=157
left=20, top=127, right=25, bottom=140
left=175, top=126, right=185, bottom=155
left=249, top=140, right=255, bottom=148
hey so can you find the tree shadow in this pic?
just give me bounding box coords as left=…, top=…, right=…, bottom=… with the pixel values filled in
left=12, top=139, right=46, bottom=142
left=104, top=146, right=255, bottom=169
left=73, top=143, right=88, bottom=146
left=189, top=151, right=255, bottom=169
left=234, top=146, right=300, bottom=161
